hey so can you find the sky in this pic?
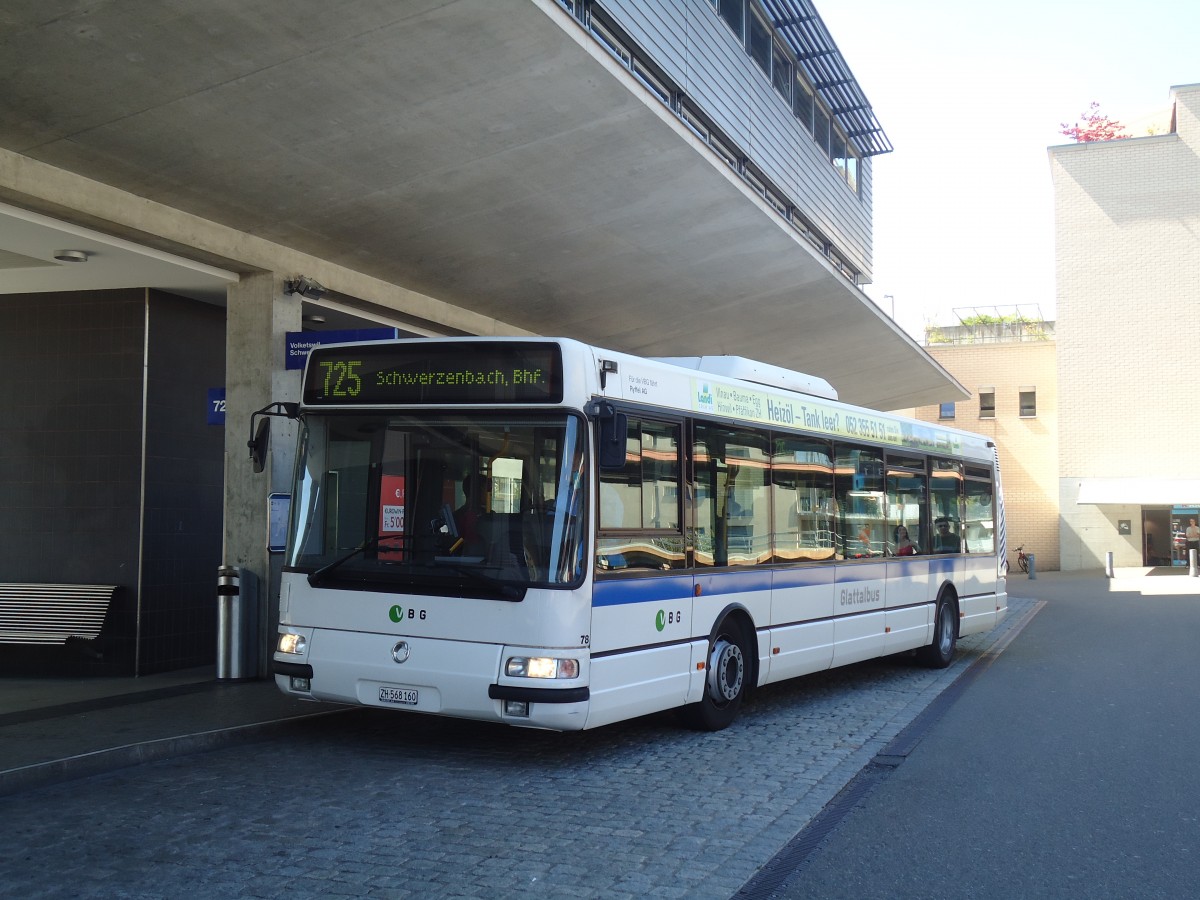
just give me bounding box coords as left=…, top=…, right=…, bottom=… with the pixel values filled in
left=815, top=0, right=1200, bottom=340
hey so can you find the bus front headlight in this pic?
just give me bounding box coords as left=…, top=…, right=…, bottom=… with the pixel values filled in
left=278, top=633, right=307, bottom=655
left=505, top=656, right=580, bottom=679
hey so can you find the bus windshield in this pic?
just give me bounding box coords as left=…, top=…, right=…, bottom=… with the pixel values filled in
left=287, top=412, right=587, bottom=592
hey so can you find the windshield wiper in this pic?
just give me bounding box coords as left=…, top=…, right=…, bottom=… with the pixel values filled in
left=308, top=536, right=399, bottom=586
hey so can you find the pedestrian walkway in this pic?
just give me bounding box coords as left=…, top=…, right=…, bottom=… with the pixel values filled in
left=3, top=568, right=1194, bottom=802
left=1106, top=564, right=1200, bottom=594
left=0, top=668, right=348, bottom=797
left=765, top=566, right=1200, bottom=899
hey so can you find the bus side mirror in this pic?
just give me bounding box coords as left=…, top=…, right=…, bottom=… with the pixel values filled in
left=247, top=402, right=300, bottom=474
left=587, top=401, right=626, bottom=471
left=249, top=418, right=270, bottom=474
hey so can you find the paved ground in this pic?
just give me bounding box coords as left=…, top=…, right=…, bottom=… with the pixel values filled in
left=1, top=568, right=1194, bottom=898
left=773, top=568, right=1200, bottom=899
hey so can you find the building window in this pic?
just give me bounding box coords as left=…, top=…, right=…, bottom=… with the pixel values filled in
left=1019, top=388, right=1037, bottom=418
left=793, top=75, right=814, bottom=134
left=814, top=106, right=831, bottom=157
left=771, top=39, right=792, bottom=100
left=979, top=390, right=995, bottom=419
left=845, top=150, right=859, bottom=194
left=747, top=10, right=771, bottom=75
left=718, top=0, right=744, bottom=40
left=831, top=130, right=847, bottom=171
left=939, top=402, right=955, bottom=420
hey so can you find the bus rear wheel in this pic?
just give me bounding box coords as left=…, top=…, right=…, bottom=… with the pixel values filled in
left=916, top=593, right=957, bottom=668
left=682, top=618, right=750, bottom=731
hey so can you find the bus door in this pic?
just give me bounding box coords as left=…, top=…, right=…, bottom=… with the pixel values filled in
left=592, top=414, right=691, bottom=718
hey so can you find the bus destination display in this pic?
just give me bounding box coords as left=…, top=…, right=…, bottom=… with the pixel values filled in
left=303, top=342, right=564, bottom=405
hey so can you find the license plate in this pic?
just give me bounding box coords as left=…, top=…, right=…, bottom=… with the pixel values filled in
left=379, top=686, right=419, bottom=706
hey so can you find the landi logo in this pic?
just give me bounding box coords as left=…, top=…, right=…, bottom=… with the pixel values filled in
left=696, top=382, right=714, bottom=412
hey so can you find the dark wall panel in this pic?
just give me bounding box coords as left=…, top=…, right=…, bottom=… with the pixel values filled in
left=139, top=291, right=226, bottom=674
left=0, top=289, right=146, bottom=675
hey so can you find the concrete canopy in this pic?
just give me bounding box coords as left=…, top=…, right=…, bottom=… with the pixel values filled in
left=0, top=0, right=965, bottom=410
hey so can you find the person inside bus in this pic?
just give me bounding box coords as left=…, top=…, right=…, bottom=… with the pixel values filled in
left=455, top=473, right=491, bottom=553
left=933, top=518, right=962, bottom=553
left=893, top=525, right=918, bottom=556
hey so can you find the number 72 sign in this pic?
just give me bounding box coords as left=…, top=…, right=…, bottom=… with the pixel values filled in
left=207, top=388, right=226, bottom=425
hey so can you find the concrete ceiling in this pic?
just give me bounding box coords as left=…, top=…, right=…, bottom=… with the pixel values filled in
left=0, top=0, right=965, bottom=410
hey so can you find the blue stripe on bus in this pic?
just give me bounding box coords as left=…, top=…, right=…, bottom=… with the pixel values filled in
left=593, top=555, right=971, bottom=608
left=696, top=569, right=772, bottom=597
left=881, top=557, right=961, bottom=578
left=593, top=575, right=693, bottom=607
left=770, top=567, right=836, bottom=590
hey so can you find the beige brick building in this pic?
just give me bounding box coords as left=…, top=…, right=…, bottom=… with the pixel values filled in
left=901, top=328, right=1060, bottom=572
left=902, top=83, right=1200, bottom=573
left=1050, top=82, right=1200, bottom=570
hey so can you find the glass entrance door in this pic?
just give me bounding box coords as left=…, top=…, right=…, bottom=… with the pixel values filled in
left=1171, top=506, right=1200, bottom=567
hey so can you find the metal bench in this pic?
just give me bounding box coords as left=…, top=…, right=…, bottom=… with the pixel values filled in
left=0, top=583, right=119, bottom=645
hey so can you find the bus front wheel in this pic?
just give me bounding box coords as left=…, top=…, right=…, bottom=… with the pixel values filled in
left=917, top=592, right=958, bottom=668
left=682, top=618, right=750, bottom=731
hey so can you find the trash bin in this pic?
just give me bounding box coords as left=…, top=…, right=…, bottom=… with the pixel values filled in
left=217, top=565, right=259, bottom=680
left=1026, top=552, right=1036, bottom=580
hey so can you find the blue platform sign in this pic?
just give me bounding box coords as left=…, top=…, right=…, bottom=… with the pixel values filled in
left=207, top=388, right=226, bottom=425
left=286, top=328, right=399, bottom=370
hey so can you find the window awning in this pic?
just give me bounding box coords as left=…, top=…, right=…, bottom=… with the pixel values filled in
left=1076, top=478, right=1200, bottom=506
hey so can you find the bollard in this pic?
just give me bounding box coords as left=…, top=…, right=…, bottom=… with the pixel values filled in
left=1191, top=549, right=1198, bottom=578
left=217, top=565, right=259, bottom=680
left=1026, top=552, right=1036, bottom=579
left=1105, top=551, right=1114, bottom=579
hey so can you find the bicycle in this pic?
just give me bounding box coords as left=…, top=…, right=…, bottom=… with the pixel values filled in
left=1015, top=545, right=1029, bottom=574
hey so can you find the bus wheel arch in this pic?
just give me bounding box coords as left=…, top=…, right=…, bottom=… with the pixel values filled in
left=917, top=584, right=958, bottom=668
left=682, top=607, right=756, bottom=731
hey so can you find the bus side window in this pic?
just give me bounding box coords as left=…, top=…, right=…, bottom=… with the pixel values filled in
left=596, top=417, right=684, bottom=572
left=694, top=423, right=769, bottom=567
left=771, top=436, right=835, bottom=563
left=965, top=475, right=994, bottom=554
left=834, top=444, right=883, bottom=558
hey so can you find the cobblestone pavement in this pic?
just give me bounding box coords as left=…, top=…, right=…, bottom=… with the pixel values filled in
left=1, top=598, right=1034, bottom=899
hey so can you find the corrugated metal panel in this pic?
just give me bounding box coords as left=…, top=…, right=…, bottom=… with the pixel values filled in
left=593, top=0, right=874, bottom=275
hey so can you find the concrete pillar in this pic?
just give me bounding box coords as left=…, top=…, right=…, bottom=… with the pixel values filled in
left=222, top=272, right=301, bottom=675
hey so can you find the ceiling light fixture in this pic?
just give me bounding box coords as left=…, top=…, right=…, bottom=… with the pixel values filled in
left=54, top=249, right=89, bottom=263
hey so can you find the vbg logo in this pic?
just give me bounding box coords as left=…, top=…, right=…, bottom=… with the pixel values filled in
left=389, top=605, right=427, bottom=622
left=655, top=609, right=683, bottom=631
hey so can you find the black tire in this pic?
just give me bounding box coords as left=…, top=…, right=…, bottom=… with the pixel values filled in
left=916, top=593, right=957, bottom=668
left=682, top=618, right=751, bottom=731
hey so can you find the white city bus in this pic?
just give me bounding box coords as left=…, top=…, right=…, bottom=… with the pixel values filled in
left=262, top=337, right=1006, bottom=731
